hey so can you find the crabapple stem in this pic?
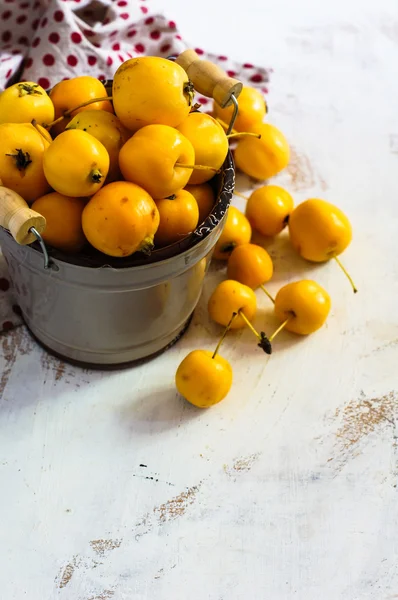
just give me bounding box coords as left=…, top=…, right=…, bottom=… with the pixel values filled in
left=333, top=256, right=358, bottom=293
left=175, top=163, right=220, bottom=173
left=45, top=115, right=65, bottom=129
left=64, top=96, right=113, bottom=115
left=268, top=318, right=291, bottom=342
left=45, top=96, right=113, bottom=129
left=31, top=119, right=48, bottom=142
left=215, top=117, right=238, bottom=135
left=212, top=312, right=238, bottom=359
left=260, top=284, right=275, bottom=304
left=227, top=132, right=261, bottom=140
left=238, top=310, right=260, bottom=339
left=238, top=309, right=272, bottom=354
left=233, top=191, right=249, bottom=201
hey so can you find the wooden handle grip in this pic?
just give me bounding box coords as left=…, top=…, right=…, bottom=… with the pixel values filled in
left=0, top=185, right=46, bottom=245
left=176, top=49, right=243, bottom=108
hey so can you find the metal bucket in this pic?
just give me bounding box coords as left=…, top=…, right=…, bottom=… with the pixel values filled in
left=0, top=154, right=234, bottom=367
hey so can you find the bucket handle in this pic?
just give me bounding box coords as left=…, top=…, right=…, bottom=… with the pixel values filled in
left=175, top=49, right=243, bottom=110
left=0, top=180, right=50, bottom=268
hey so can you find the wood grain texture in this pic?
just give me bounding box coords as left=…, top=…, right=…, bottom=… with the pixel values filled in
left=1, top=0, right=398, bottom=598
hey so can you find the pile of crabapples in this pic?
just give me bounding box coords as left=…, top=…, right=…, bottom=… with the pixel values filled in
left=176, top=90, right=358, bottom=409
left=0, top=56, right=245, bottom=256
left=0, top=55, right=356, bottom=410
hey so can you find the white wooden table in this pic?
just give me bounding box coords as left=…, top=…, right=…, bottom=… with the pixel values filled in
left=1, top=1, right=398, bottom=598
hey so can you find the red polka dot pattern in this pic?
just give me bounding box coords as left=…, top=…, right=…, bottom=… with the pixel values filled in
left=71, top=32, right=82, bottom=44
left=38, top=76, right=50, bottom=89
left=49, top=32, right=60, bottom=44
left=43, top=53, right=54, bottom=66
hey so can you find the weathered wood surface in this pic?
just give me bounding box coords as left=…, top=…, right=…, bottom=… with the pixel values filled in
left=1, top=0, right=398, bottom=598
